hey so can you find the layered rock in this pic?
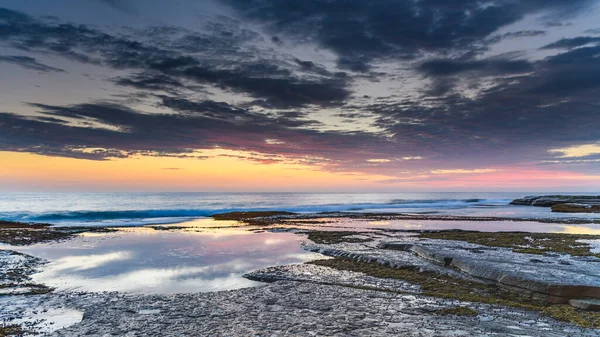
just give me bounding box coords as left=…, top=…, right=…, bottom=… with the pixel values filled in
left=381, top=241, right=600, bottom=304
left=510, top=195, right=600, bottom=212
left=551, top=203, right=600, bottom=213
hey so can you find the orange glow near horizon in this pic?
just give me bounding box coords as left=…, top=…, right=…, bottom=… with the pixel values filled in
left=2, top=151, right=600, bottom=192
left=0, top=151, right=393, bottom=192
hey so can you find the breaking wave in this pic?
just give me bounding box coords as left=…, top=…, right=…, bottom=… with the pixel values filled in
left=1, top=198, right=510, bottom=226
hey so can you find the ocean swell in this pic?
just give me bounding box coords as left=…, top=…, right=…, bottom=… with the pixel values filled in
left=0, top=198, right=511, bottom=225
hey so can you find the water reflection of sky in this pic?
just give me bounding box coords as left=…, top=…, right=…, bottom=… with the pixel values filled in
left=7, top=221, right=322, bottom=294
left=358, top=204, right=600, bottom=220
left=285, top=218, right=600, bottom=234
left=6, top=217, right=600, bottom=294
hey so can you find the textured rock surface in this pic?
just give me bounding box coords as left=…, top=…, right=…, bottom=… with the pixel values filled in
left=301, top=236, right=487, bottom=284
left=383, top=240, right=600, bottom=302
left=552, top=203, right=600, bottom=213
left=0, top=249, right=52, bottom=295
left=49, top=281, right=600, bottom=336
left=510, top=195, right=600, bottom=212
left=0, top=249, right=42, bottom=285
left=299, top=230, right=600, bottom=304
left=245, top=263, right=421, bottom=293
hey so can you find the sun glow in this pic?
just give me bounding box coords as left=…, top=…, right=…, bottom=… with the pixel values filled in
left=0, top=150, right=392, bottom=192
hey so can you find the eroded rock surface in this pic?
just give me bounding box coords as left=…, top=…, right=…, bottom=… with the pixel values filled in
left=383, top=240, right=600, bottom=303
left=245, top=263, right=420, bottom=293
left=50, top=281, right=600, bottom=336
left=0, top=249, right=52, bottom=296
left=300, top=231, right=600, bottom=304
left=510, top=195, right=600, bottom=213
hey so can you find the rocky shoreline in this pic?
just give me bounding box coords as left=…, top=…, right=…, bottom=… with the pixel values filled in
left=2, top=214, right=600, bottom=335
left=510, top=195, right=600, bottom=213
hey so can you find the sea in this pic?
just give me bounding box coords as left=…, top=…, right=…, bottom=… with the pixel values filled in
left=1, top=192, right=599, bottom=227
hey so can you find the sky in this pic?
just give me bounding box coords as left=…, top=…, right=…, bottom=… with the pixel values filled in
left=1, top=0, right=600, bottom=192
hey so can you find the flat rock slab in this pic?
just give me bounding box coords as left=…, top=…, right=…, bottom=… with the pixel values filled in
left=570, top=299, right=600, bottom=311
left=244, top=263, right=421, bottom=293
left=299, top=231, right=600, bottom=303
left=302, top=240, right=486, bottom=284
left=382, top=240, right=600, bottom=302
left=47, top=281, right=600, bottom=336
left=510, top=195, right=600, bottom=207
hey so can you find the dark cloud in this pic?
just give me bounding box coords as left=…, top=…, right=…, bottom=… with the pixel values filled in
left=418, top=59, right=534, bottom=77
left=0, top=55, right=65, bottom=72
left=475, top=44, right=600, bottom=98
left=223, top=0, right=594, bottom=70
left=540, top=36, right=600, bottom=50
left=0, top=100, right=393, bottom=166
left=541, top=20, right=571, bottom=28
left=97, top=0, right=134, bottom=13
left=177, top=65, right=350, bottom=108
left=0, top=8, right=350, bottom=108
left=1, top=4, right=600, bottom=176
left=486, top=30, right=546, bottom=44
left=113, top=72, right=183, bottom=91
left=355, top=42, right=600, bottom=165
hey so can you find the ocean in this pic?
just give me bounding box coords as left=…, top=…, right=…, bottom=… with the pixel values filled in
left=1, top=192, right=599, bottom=227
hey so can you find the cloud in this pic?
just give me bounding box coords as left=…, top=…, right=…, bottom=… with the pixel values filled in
left=548, top=143, right=600, bottom=158
left=431, top=169, right=498, bottom=175
left=418, top=59, right=533, bottom=77
left=97, top=0, right=134, bottom=13
left=0, top=100, right=393, bottom=166
left=0, top=8, right=350, bottom=109
left=0, top=55, right=65, bottom=72
left=355, top=41, right=600, bottom=166
left=1, top=5, right=600, bottom=180
left=113, top=72, right=184, bottom=91
left=585, top=28, right=600, bottom=35
left=486, top=30, right=546, bottom=44
left=540, top=36, right=600, bottom=50
left=223, top=0, right=594, bottom=70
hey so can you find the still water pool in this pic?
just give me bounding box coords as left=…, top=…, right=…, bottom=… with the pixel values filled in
left=3, top=219, right=322, bottom=294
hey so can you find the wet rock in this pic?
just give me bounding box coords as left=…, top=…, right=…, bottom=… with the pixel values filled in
left=552, top=203, right=600, bottom=213
left=509, top=196, right=540, bottom=205
left=244, top=263, right=421, bottom=293
left=352, top=239, right=600, bottom=304
left=45, top=282, right=600, bottom=336
left=510, top=195, right=600, bottom=213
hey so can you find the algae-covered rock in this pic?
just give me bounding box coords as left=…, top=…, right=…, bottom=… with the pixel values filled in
left=510, top=195, right=600, bottom=213
left=552, top=203, right=600, bottom=213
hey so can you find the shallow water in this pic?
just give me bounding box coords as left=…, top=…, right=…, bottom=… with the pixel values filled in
left=2, top=219, right=322, bottom=294
left=280, top=216, right=600, bottom=234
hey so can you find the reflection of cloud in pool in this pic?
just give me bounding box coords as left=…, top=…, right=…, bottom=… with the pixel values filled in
left=264, top=238, right=287, bottom=245
left=31, top=254, right=318, bottom=293
left=48, top=251, right=132, bottom=271
left=34, top=266, right=258, bottom=293
left=19, top=229, right=324, bottom=294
